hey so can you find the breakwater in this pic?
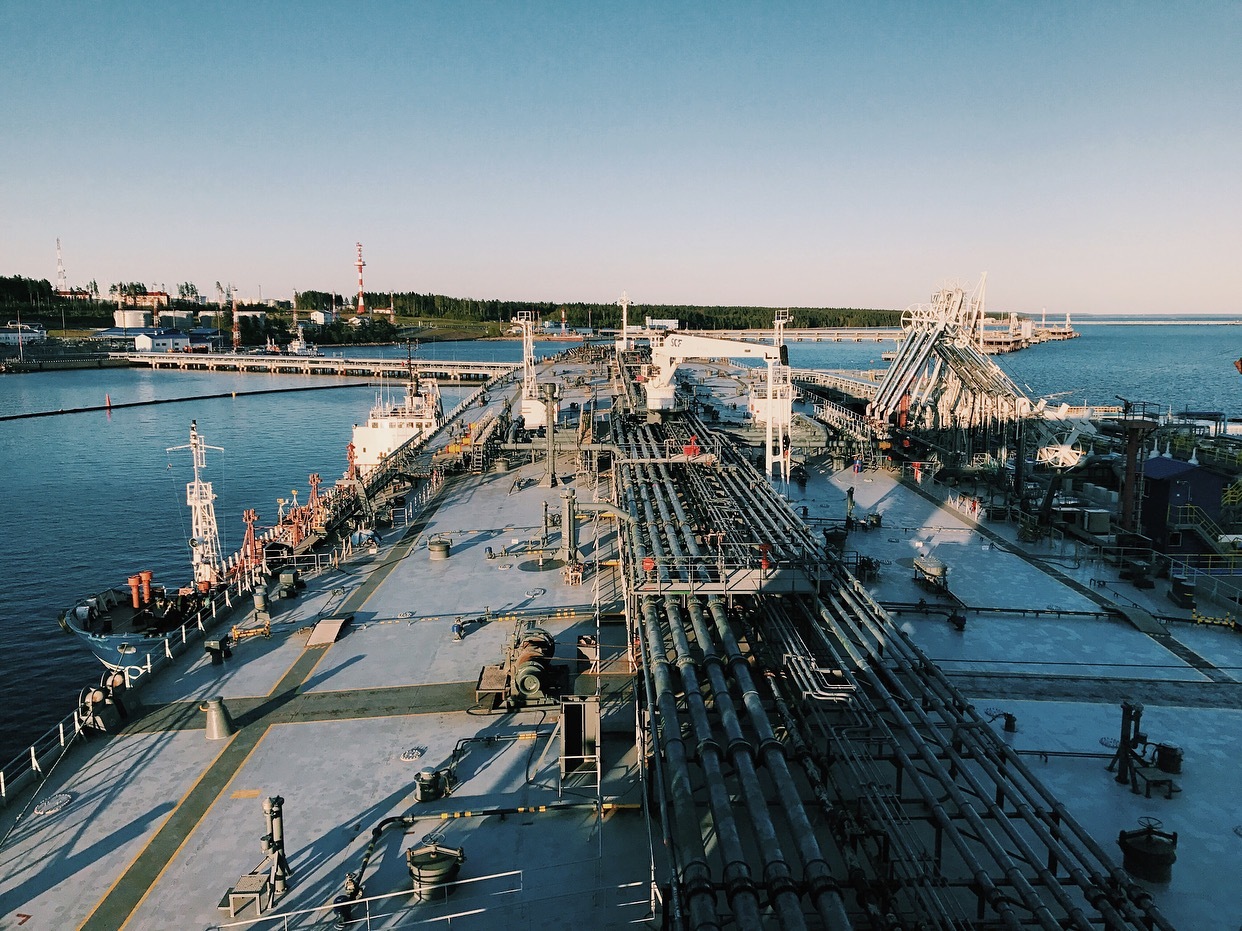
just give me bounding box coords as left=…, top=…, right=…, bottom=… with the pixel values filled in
left=0, top=382, right=371, bottom=421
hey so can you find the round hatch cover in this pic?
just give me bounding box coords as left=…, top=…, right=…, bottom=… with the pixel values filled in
left=33, top=792, right=74, bottom=816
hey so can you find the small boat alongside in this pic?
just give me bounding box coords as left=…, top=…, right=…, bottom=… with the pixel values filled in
left=262, top=325, right=323, bottom=357
left=59, top=421, right=229, bottom=670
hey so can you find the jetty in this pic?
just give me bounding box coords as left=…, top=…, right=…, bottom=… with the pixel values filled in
left=117, top=351, right=518, bottom=381
left=682, top=320, right=1077, bottom=353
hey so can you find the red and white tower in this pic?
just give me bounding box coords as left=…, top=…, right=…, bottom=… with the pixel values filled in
left=355, top=242, right=366, bottom=315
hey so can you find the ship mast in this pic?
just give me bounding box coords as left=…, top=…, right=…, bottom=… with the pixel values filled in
left=168, top=421, right=225, bottom=588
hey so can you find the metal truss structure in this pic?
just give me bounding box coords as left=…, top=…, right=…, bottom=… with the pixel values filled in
left=868, top=278, right=1031, bottom=446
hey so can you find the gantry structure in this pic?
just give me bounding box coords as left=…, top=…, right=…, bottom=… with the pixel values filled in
left=867, top=276, right=1032, bottom=464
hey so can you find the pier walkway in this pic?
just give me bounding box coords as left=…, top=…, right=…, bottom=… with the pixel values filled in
left=682, top=326, right=903, bottom=342
left=116, top=352, right=518, bottom=381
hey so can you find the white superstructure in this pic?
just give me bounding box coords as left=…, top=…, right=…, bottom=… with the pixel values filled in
left=351, top=378, right=443, bottom=474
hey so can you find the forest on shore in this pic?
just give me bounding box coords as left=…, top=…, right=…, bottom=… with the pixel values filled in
left=293, top=289, right=901, bottom=330
left=2, top=274, right=901, bottom=334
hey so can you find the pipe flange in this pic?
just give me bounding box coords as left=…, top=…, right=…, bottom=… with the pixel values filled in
left=696, top=736, right=722, bottom=760
left=720, top=863, right=757, bottom=909
left=680, top=870, right=715, bottom=904
left=757, top=735, right=787, bottom=759
left=802, top=863, right=842, bottom=900
left=764, top=870, right=800, bottom=904
left=725, top=736, right=756, bottom=762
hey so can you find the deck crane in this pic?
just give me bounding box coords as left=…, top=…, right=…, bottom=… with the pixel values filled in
left=643, top=333, right=792, bottom=479
left=644, top=333, right=788, bottom=411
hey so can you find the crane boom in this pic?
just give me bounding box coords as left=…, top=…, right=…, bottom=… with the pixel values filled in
left=645, top=333, right=788, bottom=411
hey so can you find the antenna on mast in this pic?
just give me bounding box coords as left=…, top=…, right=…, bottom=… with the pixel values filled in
left=167, top=421, right=225, bottom=589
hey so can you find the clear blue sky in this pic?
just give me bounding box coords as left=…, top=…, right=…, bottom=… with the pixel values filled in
left=2, top=2, right=1238, bottom=314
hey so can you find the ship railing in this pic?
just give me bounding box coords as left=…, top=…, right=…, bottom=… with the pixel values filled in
left=1176, top=551, right=1242, bottom=573
left=0, top=571, right=255, bottom=808
left=207, top=865, right=653, bottom=929
left=2, top=383, right=508, bottom=807
left=811, top=399, right=876, bottom=443
left=1164, top=553, right=1242, bottom=615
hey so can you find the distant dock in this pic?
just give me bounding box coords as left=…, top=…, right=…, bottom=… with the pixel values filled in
left=683, top=319, right=1078, bottom=355
left=117, top=352, right=518, bottom=381
left=682, top=327, right=904, bottom=343
left=979, top=318, right=1079, bottom=354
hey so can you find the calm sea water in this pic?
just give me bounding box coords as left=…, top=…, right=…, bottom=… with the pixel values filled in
left=787, top=322, right=1242, bottom=415
left=1, top=327, right=1238, bottom=763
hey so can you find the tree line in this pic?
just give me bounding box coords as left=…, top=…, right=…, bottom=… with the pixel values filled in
left=3, top=272, right=903, bottom=332
left=0, top=275, right=56, bottom=306
left=294, top=289, right=902, bottom=329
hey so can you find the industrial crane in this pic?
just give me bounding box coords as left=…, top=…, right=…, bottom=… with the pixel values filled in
left=643, top=333, right=788, bottom=411
left=642, top=332, right=793, bottom=479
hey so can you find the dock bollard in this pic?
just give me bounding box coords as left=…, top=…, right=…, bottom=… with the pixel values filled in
left=202, top=696, right=236, bottom=740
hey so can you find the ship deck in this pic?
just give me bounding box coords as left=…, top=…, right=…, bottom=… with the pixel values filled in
left=782, top=463, right=1242, bottom=931
left=2, top=377, right=658, bottom=930
left=4, top=357, right=1242, bottom=930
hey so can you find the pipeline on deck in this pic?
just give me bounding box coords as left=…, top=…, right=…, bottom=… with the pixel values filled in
left=606, top=398, right=1173, bottom=929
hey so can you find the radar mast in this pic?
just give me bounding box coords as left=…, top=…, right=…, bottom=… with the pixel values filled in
left=168, top=421, right=224, bottom=587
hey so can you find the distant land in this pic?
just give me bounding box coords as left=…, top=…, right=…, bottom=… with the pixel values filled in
left=1066, top=314, right=1242, bottom=325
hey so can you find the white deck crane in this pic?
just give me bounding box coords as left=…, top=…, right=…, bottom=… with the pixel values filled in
left=644, top=333, right=792, bottom=479
left=514, top=310, right=557, bottom=427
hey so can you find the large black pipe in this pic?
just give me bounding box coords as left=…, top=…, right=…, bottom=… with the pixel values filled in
left=688, top=597, right=852, bottom=930
left=660, top=598, right=805, bottom=929
left=637, top=596, right=722, bottom=930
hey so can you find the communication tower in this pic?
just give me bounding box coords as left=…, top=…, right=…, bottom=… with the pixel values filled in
left=55, top=238, right=68, bottom=293
left=355, top=243, right=366, bottom=315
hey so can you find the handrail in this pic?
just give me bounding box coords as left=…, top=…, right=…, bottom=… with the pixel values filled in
left=1170, top=504, right=1227, bottom=552
left=0, top=380, right=497, bottom=808
left=207, top=867, right=651, bottom=929
left=0, top=572, right=253, bottom=807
